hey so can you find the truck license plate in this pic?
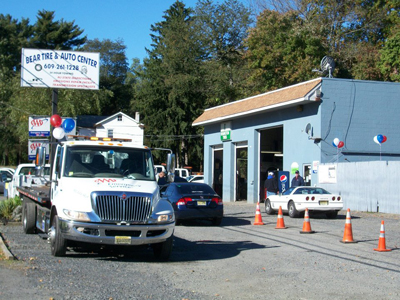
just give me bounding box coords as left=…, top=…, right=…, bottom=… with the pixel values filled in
left=197, top=201, right=206, bottom=206
left=115, top=236, right=131, bottom=245
left=319, top=201, right=329, bottom=206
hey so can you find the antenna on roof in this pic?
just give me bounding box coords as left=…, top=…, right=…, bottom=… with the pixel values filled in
left=312, top=56, right=335, bottom=78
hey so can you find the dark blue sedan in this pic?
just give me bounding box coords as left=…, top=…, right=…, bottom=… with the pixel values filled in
left=160, top=182, right=223, bottom=225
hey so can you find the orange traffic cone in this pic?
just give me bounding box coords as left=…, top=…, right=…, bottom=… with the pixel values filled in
left=300, top=208, right=315, bottom=234
left=374, top=220, right=391, bottom=252
left=253, top=201, right=265, bottom=225
left=340, top=208, right=357, bottom=243
left=275, top=206, right=287, bottom=229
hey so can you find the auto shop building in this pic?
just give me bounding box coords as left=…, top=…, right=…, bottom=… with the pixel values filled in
left=192, top=77, right=400, bottom=205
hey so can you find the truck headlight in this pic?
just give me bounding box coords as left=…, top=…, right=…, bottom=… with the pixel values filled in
left=157, top=215, right=174, bottom=222
left=63, top=209, right=90, bottom=221
left=156, top=210, right=174, bottom=223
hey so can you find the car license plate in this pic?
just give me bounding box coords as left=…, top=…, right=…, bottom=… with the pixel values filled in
left=115, top=236, right=131, bottom=245
left=197, top=201, right=206, bottom=206
left=319, top=201, right=329, bottom=206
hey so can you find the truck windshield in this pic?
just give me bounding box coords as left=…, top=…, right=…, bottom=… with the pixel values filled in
left=63, top=146, right=156, bottom=181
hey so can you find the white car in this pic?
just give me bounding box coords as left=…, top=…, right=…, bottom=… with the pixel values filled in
left=265, top=186, right=343, bottom=218
left=188, top=175, right=204, bottom=183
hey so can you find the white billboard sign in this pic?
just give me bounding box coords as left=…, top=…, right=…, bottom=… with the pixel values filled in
left=28, top=139, right=50, bottom=161
left=21, top=48, right=100, bottom=90
left=29, top=116, right=51, bottom=137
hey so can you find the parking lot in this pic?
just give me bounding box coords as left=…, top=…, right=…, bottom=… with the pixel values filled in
left=1, top=202, right=400, bottom=299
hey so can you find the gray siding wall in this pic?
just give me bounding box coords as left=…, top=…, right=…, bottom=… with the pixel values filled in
left=318, top=161, right=400, bottom=214
left=320, top=79, right=400, bottom=163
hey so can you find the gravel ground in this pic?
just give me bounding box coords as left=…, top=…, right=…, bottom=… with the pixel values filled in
left=1, top=202, right=400, bottom=300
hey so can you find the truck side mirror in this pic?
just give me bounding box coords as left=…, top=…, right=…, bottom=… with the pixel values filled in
left=166, top=153, right=175, bottom=183
left=35, top=146, right=46, bottom=177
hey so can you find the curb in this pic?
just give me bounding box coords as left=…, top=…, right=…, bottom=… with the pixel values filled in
left=0, top=232, right=15, bottom=260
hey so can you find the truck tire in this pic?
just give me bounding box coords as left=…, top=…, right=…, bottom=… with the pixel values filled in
left=153, top=234, right=173, bottom=261
left=22, top=200, right=36, bottom=234
left=50, top=215, right=67, bottom=257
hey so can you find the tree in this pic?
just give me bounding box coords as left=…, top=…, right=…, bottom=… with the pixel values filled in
left=0, top=14, right=32, bottom=73
left=379, top=29, right=400, bottom=81
left=136, top=1, right=205, bottom=168
left=377, top=0, right=400, bottom=82
left=0, top=15, right=32, bottom=164
left=30, top=10, right=86, bottom=50
left=247, top=0, right=400, bottom=80
left=194, top=0, right=252, bottom=105
left=245, top=9, right=325, bottom=93
left=81, top=38, right=131, bottom=114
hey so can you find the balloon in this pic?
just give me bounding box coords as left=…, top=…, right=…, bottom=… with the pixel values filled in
left=53, top=127, right=65, bottom=140
left=373, top=136, right=380, bottom=144
left=50, top=114, right=62, bottom=127
left=333, top=138, right=339, bottom=147
left=338, top=141, right=344, bottom=148
left=382, top=135, right=387, bottom=143
left=62, top=118, right=75, bottom=133
left=377, top=134, right=383, bottom=143
left=332, top=141, right=337, bottom=147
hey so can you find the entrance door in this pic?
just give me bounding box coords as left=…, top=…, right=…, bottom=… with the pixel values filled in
left=212, top=147, right=223, bottom=198
left=235, top=145, right=248, bottom=201
left=303, top=164, right=311, bottom=186
left=259, top=126, right=283, bottom=201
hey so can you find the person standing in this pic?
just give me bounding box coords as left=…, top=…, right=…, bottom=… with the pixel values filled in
left=157, top=171, right=167, bottom=186
left=264, top=171, right=278, bottom=199
left=291, top=170, right=304, bottom=187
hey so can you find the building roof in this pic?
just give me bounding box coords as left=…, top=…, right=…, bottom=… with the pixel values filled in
left=193, top=78, right=322, bottom=126
left=76, top=115, right=108, bottom=128
left=94, top=112, right=140, bottom=126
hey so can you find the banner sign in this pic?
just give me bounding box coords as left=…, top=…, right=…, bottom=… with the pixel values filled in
left=28, top=139, right=49, bottom=161
left=21, top=48, right=100, bottom=90
left=29, top=116, right=50, bottom=137
left=318, top=164, right=337, bottom=184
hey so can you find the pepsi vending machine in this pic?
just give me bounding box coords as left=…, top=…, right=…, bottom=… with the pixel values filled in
left=278, top=171, right=290, bottom=194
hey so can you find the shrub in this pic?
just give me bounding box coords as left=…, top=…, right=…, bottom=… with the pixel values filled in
left=0, top=196, right=22, bottom=219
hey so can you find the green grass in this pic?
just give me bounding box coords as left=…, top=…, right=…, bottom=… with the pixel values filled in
left=0, top=196, right=22, bottom=220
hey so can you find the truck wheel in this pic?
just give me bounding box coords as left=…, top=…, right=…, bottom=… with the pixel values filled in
left=153, top=234, right=173, bottom=261
left=22, top=200, right=36, bottom=234
left=50, top=215, right=67, bottom=257
left=288, top=201, right=299, bottom=218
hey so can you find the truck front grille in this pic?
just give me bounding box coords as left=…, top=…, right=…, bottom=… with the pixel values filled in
left=93, top=194, right=152, bottom=223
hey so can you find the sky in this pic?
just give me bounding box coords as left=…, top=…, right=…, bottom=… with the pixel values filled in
left=2, top=0, right=210, bottom=64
